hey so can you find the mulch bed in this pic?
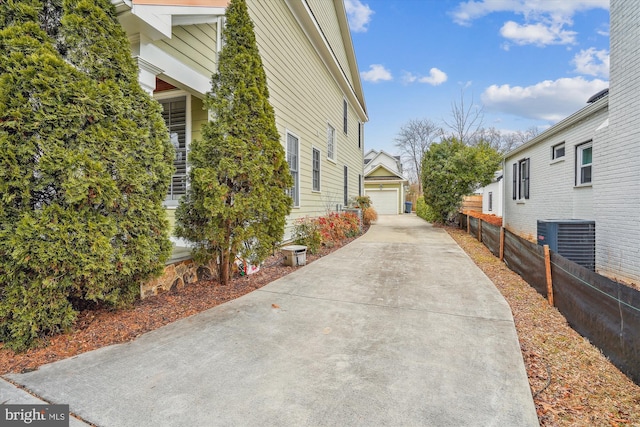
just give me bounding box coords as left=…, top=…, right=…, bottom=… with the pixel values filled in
left=0, top=235, right=362, bottom=375
left=445, top=226, right=640, bottom=427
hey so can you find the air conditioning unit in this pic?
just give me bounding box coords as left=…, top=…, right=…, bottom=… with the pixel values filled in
left=537, top=220, right=595, bottom=271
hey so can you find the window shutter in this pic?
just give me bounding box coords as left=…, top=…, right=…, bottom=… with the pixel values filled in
left=524, top=158, right=530, bottom=199
left=512, top=163, right=517, bottom=200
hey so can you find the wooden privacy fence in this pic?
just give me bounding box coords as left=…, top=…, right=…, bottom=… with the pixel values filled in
left=461, top=195, right=482, bottom=213
left=460, top=213, right=640, bottom=385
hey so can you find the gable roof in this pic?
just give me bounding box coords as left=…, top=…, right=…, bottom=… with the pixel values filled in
left=364, top=163, right=407, bottom=182
left=364, top=150, right=407, bottom=181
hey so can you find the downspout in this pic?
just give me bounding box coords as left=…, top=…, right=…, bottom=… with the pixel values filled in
left=501, top=157, right=506, bottom=226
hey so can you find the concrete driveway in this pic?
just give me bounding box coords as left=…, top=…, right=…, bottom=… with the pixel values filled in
left=6, top=215, right=538, bottom=426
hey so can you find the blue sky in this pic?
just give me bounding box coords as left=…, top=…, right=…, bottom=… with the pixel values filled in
left=345, top=0, right=610, bottom=155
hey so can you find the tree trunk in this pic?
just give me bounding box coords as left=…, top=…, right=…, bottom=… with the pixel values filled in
left=219, top=249, right=230, bottom=286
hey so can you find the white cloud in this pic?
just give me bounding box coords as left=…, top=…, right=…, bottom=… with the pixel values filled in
left=481, top=77, right=609, bottom=122
left=500, top=21, right=577, bottom=46
left=451, top=0, right=608, bottom=47
left=573, top=48, right=609, bottom=78
left=451, top=0, right=609, bottom=26
left=361, top=64, right=392, bottom=83
left=402, top=68, right=448, bottom=86
left=344, top=0, right=374, bottom=33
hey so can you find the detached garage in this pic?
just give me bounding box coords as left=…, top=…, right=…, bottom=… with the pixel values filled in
left=363, top=150, right=409, bottom=215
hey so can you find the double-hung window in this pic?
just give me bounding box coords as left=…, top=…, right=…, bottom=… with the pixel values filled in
left=576, top=142, right=592, bottom=185
left=287, top=133, right=300, bottom=207
left=312, top=148, right=321, bottom=192
left=512, top=158, right=530, bottom=200
left=327, top=124, right=336, bottom=161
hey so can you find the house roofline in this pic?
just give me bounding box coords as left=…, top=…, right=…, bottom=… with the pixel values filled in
left=364, top=164, right=407, bottom=181
left=504, top=94, right=608, bottom=160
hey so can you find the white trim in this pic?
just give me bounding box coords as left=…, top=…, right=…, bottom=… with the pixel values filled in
left=576, top=141, right=593, bottom=186
left=286, top=129, right=301, bottom=208
left=326, top=123, right=336, bottom=163
left=364, top=188, right=400, bottom=215
left=551, top=141, right=566, bottom=161
left=129, top=4, right=225, bottom=38
left=506, top=96, right=607, bottom=159
left=137, top=34, right=210, bottom=95
left=311, top=146, right=321, bottom=193
left=155, top=91, right=192, bottom=207
left=136, top=57, right=163, bottom=94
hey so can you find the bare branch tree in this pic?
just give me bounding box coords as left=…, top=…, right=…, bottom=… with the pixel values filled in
left=443, top=89, right=484, bottom=144
left=470, top=126, right=541, bottom=154
left=394, top=118, right=441, bottom=193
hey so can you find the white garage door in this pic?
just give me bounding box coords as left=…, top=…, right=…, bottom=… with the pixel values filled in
left=366, top=189, right=399, bottom=215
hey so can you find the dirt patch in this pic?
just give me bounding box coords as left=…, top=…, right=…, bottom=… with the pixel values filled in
left=446, top=226, right=640, bottom=427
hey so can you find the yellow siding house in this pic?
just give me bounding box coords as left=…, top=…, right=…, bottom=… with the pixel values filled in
left=112, top=0, right=368, bottom=241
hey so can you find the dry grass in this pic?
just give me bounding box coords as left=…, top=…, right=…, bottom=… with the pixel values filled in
left=446, top=226, right=640, bottom=427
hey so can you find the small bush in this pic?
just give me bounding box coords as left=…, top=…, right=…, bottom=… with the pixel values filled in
left=354, top=195, right=377, bottom=225
left=292, top=217, right=322, bottom=254
left=292, top=212, right=361, bottom=254
left=354, top=195, right=372, bottom=210
left=416, top=197, right=440, bottom=223
left=363, top=206, right=378, bottom=225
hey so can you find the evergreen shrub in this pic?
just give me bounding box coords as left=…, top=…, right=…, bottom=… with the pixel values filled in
left=0, top=0, right=173, bottom=350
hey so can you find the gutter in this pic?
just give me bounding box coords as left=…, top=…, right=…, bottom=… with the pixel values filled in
left=504, top=95, right=608, bottom=160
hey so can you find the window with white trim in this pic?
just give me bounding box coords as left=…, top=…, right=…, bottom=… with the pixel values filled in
left=327, top=124, right=336, bottom=161
left=159, top=96, right=187, bottom=203
left=576, top=142, right=592, bottom=185
left=488, top=192, right=493, bottom=211
left=552, top=142, right=565, bottom=160
left=287, top=133, right=300, bottom=207
left=512, top=158, right=530, bottom=200
left=312, top=148, right=320, bottom=192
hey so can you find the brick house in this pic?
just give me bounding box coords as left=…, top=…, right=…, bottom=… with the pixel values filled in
left=503, top=0, right=639, bottom=284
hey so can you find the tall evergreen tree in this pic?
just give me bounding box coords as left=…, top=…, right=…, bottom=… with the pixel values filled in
left=175, top=0, right=292, bottom=285
left=0, top=0, right=173, bottom=350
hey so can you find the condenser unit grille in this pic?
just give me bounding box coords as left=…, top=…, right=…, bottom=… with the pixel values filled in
left=537, top=220, right=595, bottom=271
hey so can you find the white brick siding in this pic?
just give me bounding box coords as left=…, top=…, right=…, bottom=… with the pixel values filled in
left=503, top=101, right=607, bottom=241
left=593, top=0, right=640, bottom=283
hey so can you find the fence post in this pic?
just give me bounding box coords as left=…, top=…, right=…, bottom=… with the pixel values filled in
left=499, top=227, right=505, bottom=261
left=543, top=244, right=554, bottom=306
left=467, top=214, right=470, bottom=234
left=477, top=219, right=482, bottom=242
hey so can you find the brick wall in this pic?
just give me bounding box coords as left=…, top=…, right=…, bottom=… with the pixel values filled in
left=593, top=0, right=640, bottom=284
left=503, top=104, right=606, bottom=241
